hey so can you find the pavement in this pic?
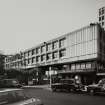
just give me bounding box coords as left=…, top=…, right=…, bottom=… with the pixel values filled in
left=23, top=84, right=52, bottom=91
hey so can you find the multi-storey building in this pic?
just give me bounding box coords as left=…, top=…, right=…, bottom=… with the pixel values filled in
left=0, top=51, right=5, bottom=76
left=4, top=23, right=105, bottom=85
left=99, top=7, right=105, bottom=30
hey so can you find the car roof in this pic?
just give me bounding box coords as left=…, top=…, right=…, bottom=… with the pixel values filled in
left=3, top=79, right=17, bottom=80
left=0, top=88, right=22, bottom=93
left=61, top=79, right=75, bottom=80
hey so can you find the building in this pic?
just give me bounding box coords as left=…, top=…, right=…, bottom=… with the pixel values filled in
left=4, top=23, right=105, bottom=85
left=0, top=51, right=6, bottom=76
left=99, top=7, right=105, bottom=30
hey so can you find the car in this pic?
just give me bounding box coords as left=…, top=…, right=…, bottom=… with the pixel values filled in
left=0, top=79, right=22, bottom=88
left=0, top=88, right=43, bottom=105
left=51, top=79, right=83, bottom=92
left=87, top=78, right=105, bottom=95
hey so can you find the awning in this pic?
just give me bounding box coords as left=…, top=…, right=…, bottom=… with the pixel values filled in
left=58, top=69, right=95, bottom=74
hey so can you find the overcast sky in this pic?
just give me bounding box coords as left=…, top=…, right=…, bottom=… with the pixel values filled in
left=0, top=0, right=105, bottom=54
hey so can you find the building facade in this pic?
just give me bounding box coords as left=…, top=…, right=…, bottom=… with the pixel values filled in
left=0, top=51, right=5, bottom=76
left=99, top=7, right=105, bottom=30
left=4, top=23, right=105, bottom=85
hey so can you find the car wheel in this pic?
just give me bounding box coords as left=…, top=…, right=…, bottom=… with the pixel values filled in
left=69, top=88, right=74, bottom=92
left=89, top=89, right=95, bottom=95
left=52, top=88, right=56, bottom=92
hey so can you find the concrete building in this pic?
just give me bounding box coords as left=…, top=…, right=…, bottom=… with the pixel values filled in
left=0, top=51, right=6, bottom=76
left=4, top=23, right=105, bottom=85
left=99, top=7, right=105, bottom=30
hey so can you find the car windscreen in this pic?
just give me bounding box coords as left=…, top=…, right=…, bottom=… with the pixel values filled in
left=98, top=79, right=105, bottom=86
left=12, top=80, right=18, bottom=84
left=60, top=79, right=74, bottom=84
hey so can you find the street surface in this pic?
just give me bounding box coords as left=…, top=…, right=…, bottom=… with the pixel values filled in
left=24, top=88, right=105, bottom=105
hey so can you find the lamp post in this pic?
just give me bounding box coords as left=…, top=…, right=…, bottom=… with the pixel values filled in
left=49, top=67, right=52, bottom=87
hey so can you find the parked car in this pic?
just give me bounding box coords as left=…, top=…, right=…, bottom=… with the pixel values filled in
left=0, top=88, right=43, bottom=105
left=0, top=79, right=22, bottom=88
left=51, top=79, right=84, bottom=92
left=87, top=78, right=105, bottom=95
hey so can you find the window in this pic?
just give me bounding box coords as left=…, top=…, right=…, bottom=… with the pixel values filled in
left=86, top=63, right=91, bottom=69
left=102, top=9, right=104, bottom=15
left=24, top=60, right=28, bottom=66
left=76, top=64, right=80, bottom=69
left=32, top=57, right=35, bottom=63
left=28, top=51, right=32, bottom=56
left=6, top=64, right=7, bottom=68
left=102, top=16, right=104, bottom=20
left=81, top=63, right=85, bottom=69
left=36, top=56, right=40, bottom=62
left=47, top=43, right=52, bottom=51
left=41, top=55, right=46, bottom=61
left=102, top=22, right=104, bottom=26
left=36, top=48, right=40, bottom=54
left=19, top=62, right=21, bottom=66
left=32, top=49, right=35, bottom=55
left=59, top=38, right=66, bottom=48
left=52, top=41, right=58, bottom=49
left=99, top=17, right=101, bottom=21
left=41, top=46, right=46, bottom=53
left=47, top=53, right=52, bottom=60
left=59, top=49, right=66, bottom=58
left=99, top=10, right=101, bottom=16
left=53, top=51, right=58, bottom=59
left=28, top=59, right=31, bottom=64
left=24, top=52, right=28, bottom=58
left=71, top=64, right=75, bottom=70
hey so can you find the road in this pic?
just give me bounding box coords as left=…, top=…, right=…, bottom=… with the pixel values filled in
left=24, top=88, right=105, bottom=105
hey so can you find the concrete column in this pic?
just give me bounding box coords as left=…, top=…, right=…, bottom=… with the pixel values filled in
left=49, top=66, right=52, bottom=87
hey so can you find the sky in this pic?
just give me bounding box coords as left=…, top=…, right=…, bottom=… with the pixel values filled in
left=0, top=0, right=105, bottom=55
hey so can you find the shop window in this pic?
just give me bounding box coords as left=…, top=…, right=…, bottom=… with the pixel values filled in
left=81, top=63, right=85, bottom=69
left=86, top=63, right=91, bottom=69
left=76, top=64, right=80, bottom=69
left=71, top=64, right=75, bottom=70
